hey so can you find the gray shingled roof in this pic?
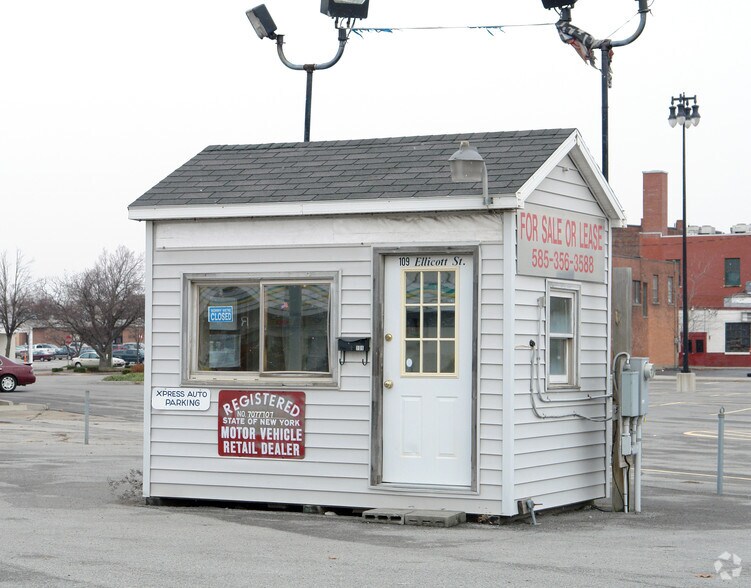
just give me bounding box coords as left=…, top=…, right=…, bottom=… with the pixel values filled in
left=130, top=129, right=576, bottom=208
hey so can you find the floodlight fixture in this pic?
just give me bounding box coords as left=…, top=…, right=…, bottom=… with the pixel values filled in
left=246, top=5, right=277, bottom=39
left=541, top=0, right=577, bottom=9
left=320, top=0, right=369, bottom=20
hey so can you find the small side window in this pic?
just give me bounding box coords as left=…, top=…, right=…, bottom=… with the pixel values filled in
left=547, top=283, right=580, bottom=388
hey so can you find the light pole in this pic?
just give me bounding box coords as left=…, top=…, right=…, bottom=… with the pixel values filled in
left=246, top=2, right=369, bottom=142
left=668, top=93, right=701, bottom=374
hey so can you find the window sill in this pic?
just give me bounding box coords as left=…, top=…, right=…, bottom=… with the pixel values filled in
left=185, top=375, right=338, bottom=388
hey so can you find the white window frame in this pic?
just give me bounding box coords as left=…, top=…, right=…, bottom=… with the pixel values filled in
left=546, top=281, right=581, bottom=389
left=184, top=273, right=338, bottom=385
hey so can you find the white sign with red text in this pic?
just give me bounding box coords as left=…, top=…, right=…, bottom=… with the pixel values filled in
left=517, top=204, right=607, bottom=283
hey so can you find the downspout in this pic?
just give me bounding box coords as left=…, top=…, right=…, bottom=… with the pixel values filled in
left=501, top=211, right=517, bottom=516
left=142, top=219, right=154, bottom=498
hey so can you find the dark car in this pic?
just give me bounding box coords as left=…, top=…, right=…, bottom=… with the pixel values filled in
left=54, top=345, right=73, bottom=360
left=0, top=354, right=36, bottom=392
left=112, top=349, right=144, bottom=366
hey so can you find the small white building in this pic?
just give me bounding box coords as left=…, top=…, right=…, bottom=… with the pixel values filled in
left=129, top=129, right=626, bottom=517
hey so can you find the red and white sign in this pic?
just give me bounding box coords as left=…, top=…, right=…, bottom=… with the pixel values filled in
left=517, top=204, right=607, bottom=283
left=218, top=390, right=305, bottom=459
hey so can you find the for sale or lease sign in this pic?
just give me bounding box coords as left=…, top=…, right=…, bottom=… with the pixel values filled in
left=218, top=390, right=305, bottom=459
left=517, top=204, right=607, bottom=283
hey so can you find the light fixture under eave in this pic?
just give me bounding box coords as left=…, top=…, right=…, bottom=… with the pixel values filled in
left=246, top=4, right=277, bottom=39
left=448, top=141, right=490, bottom=206
left=320, top=0, right=369, bottom=19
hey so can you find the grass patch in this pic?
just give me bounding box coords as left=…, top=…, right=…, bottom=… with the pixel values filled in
left=103, top=372, right=145, bottom=382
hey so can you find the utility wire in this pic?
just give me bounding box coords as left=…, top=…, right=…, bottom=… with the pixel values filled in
left=352, top=22, right=556, bottom=37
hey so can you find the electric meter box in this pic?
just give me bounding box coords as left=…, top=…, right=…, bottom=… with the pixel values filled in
left=620, top=357, right=653, bottom=417
left=620, top=368, right=641, bottom=417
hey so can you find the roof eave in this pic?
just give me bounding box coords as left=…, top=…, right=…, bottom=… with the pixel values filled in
left=127, top=193, right=523, bottom=222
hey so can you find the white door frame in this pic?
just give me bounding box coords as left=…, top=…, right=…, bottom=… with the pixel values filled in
left=370, top=246, right=479, bottom=491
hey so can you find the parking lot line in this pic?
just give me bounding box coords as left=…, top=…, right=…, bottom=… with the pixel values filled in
left=709, top=406, right=751, bottom=415
left=683, top=430, right=751, bottom=441
left=643, top=468, right=751, bottom=482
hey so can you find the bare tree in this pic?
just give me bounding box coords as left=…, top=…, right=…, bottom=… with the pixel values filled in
left=0, top=251, right=38, bottom=356
left=45, top=247, right=144, bottom=368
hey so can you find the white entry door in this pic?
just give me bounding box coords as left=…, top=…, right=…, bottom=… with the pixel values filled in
left=382, top=253, right=474, bottom=487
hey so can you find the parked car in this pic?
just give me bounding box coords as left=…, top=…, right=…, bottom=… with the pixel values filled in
left=0, top=354, right=36, bottom=392
left=72, top=351, right=126, bottom=369
left=31, top=344, right=56, bottom=362
left=14, top=345, right=28, bottom=359
left=112, top=349, right=144, bottom=365
left=54, top=345, right=73, bottom=359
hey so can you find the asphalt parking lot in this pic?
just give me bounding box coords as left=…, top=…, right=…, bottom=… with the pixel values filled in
left=0, top=373, right=749, bottom=586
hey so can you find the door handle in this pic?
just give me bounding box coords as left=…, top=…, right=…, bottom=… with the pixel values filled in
left=384, top=379, right=393, bottom=389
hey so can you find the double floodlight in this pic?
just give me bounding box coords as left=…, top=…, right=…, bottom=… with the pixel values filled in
left=541, top=0, right=577, bottom=9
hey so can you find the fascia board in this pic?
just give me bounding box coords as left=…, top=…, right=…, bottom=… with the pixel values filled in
left=127, top=194, right=522, bottom=221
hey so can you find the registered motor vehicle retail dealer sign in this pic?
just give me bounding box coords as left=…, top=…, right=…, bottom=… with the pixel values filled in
left=218, top=390, right=305, bottom=459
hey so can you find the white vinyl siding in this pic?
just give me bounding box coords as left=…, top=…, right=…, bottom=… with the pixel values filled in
left=511, top=156, right=610, bottom=509
left=146, top=213, right=506, bottom=514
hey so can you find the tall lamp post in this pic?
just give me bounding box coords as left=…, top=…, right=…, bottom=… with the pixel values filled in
left=668, top=93, right=701, bottom=375
left=246, top=1, right=369, bottom=142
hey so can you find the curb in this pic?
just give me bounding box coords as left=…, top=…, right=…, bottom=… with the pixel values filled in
left=0, top=400, right=49, bottom=411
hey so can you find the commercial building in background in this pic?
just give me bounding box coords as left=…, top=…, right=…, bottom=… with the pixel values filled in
left=129, top=129, right=626, bottom=517
left=614, top=171, right=751, bottom=368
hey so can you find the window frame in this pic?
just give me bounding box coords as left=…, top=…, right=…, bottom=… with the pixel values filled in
left=667, top=276, right=674, bottom=305
left=724, top=258, right=741, bottom=287
left=632, top=280, right=642, bottom=306
left=546, top=281, right=581, bottom=389
left=725, top=322, right=751, bottom=354
left=652, top=275, right=659, bottom=305
left=185, top=273, right=338, bottom=385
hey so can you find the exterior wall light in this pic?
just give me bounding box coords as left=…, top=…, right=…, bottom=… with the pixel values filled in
left=449, top=141, right=490, bottom=206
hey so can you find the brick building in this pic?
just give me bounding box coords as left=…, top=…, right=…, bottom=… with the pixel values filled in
left=614, top=171, right=751, bottom=368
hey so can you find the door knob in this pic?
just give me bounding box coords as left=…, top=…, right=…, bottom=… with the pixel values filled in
left=385, top=333, right=393, bottom=342
left=384, top=379, right=393, bottom=389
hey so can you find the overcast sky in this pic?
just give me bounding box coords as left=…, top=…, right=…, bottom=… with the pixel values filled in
left=2, top=1, right=747, bottom=279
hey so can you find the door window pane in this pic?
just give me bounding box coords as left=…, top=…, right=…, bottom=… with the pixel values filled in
left=402, top=268, right=457, bottom=376
left=422, top=272, right=438, bottom=303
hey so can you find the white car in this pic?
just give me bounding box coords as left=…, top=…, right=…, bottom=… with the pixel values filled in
left=72, top=351, right=126, bottom=368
